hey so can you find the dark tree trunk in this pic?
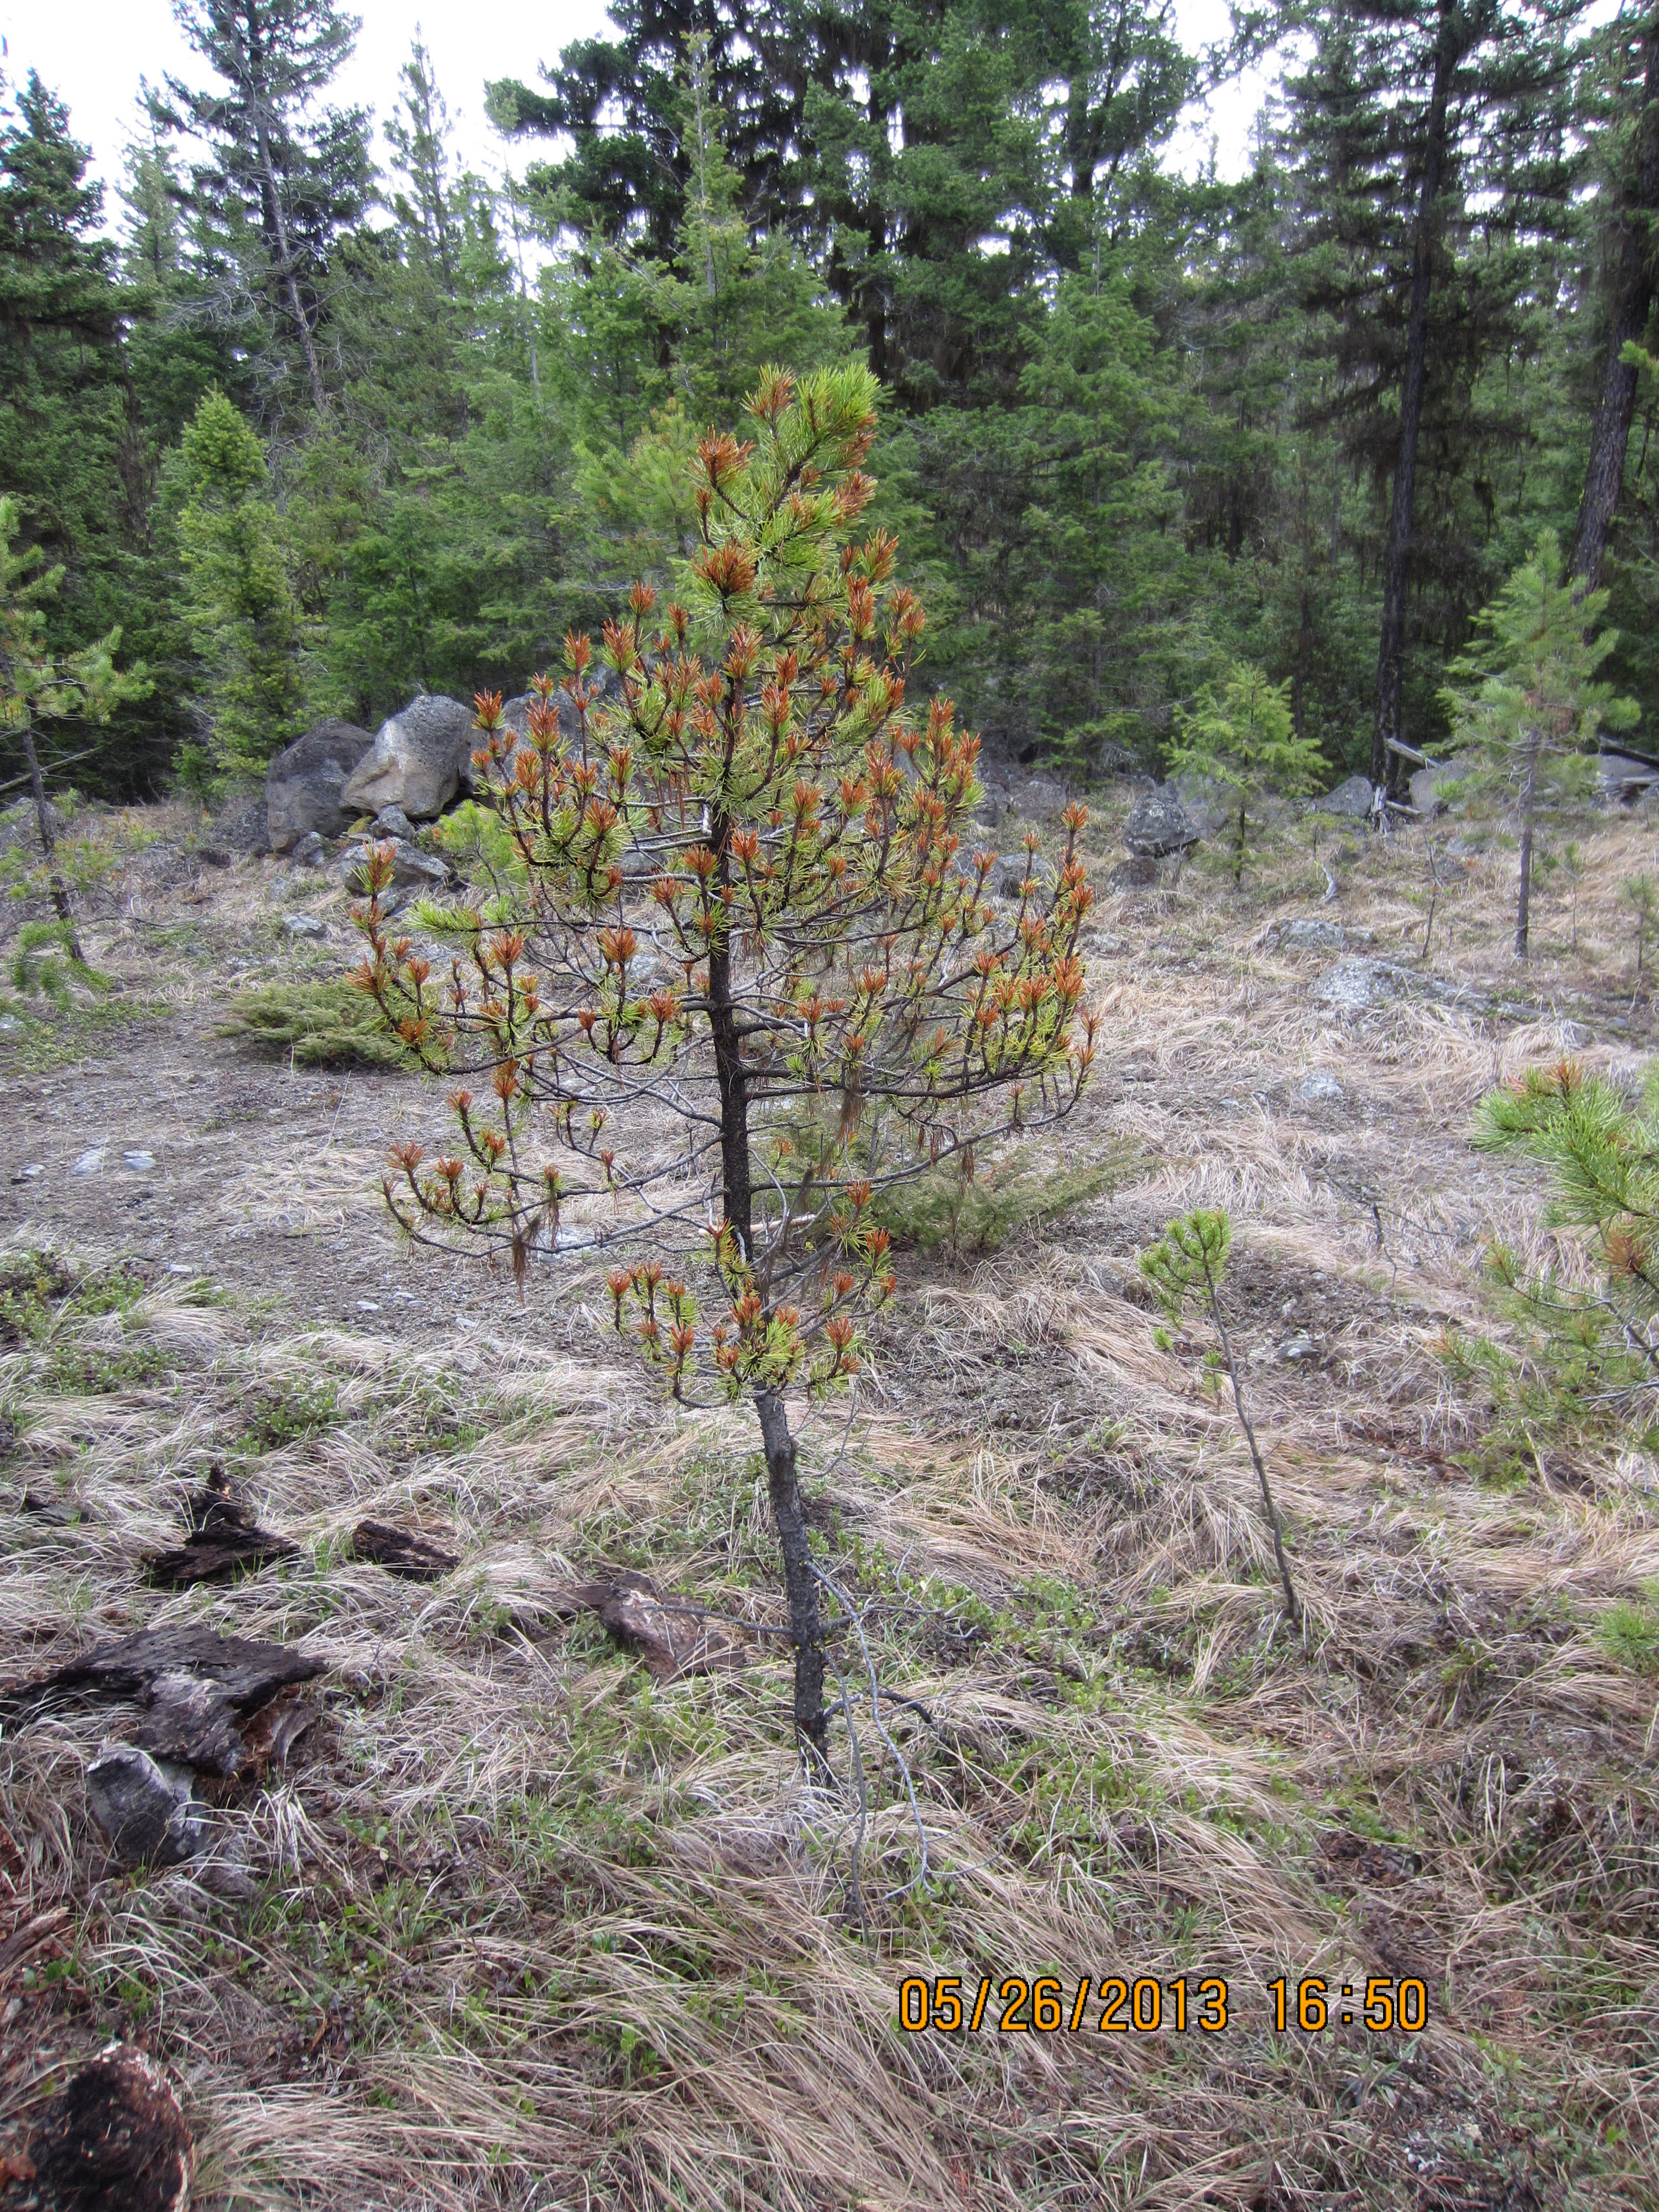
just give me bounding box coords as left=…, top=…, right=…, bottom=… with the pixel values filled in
left=1371, top=6, right=1458, bottom=796
left=754, top=1389, right=829, bottom=1762
left=1572, top=15, right=1659, bottom=592
left=708, top=811, right=825, bottom=1765
left=21, top=722, right=86, bottom=965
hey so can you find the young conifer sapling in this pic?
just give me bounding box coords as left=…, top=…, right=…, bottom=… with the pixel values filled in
left=1438, top=530, right=1638, bottom=960
left=1, top=496, right=148, bottom=964
left=345, top=366, right=1097, bottom=1765
left=1141, top=1209, right=1300, bottom=1627
left=1166, top=664, right=1325, bottom=887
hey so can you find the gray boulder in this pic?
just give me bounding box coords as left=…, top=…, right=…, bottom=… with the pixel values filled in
left=1107, top=854, right=1160, bottom=892
left=207, top=785, right=269, bottom=855
left=372, top=804, right=416, bottom=842
left=1409, top=761, right=1464, bottom=818
left=86, top=1746, right=205, bottom=1866
left=1264, top=916, right=1346, bottom=953
left=291, top=830, right=327, bottom=869
left=1598, top=747, right=1659, bottom=804
left=1168, top=773, right=1235, bottom=838
left=1312, top=774, right=1376, bottom=822
left=341, top=695, right=477, bottom=822
left=1311, top=957, right=1402, bottom=1014
left=1123, top=785, right=1200, bottom=858
left=1310, top=955, right=1478, bottom=1015
left=993, top=852, right=1054, bottom=899
left=265, top=719, right=374, bottom=852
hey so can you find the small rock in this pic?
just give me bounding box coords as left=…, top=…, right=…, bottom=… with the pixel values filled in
left=71, top=1147, right=107, bottom=1174
left=1107, top=855, right=1160, bottom=892
left=85, top=1745, right=205, bottom=1866
left=122, top=1150, right=156, bottom=1171
left=291, top=830, right=327, bottom=868
left=1269, top=917, right=1346, bottom=953
left=1409, top=761, right=1464, bottom=817
left=1296, top=1071, right=1345, bottom=1104
left=285, top=912, right=326, bottom=939
left=1311, top=774, right=1376, bottom=822
left=13, top=1162, right=44, bottom=1181
left=372, top=804, right=416, bottom=842
left=26, top=2042, right=194, bottom=2212
left=166, top=1262, right=196, bottom=1276
left=1275, top=1334, right=1318, bottom=1363
left=1123, top=786, right=1200, bottom=858
left=356, top=1299, right=380, bottom=1312
left=0, top=1014, right=21, bottom=1034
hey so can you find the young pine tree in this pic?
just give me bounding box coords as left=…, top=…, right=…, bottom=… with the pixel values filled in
left=0, top=495, right=148, bottom=961
left=1438, top=529, right=1639, bottom=959
left=347, top=364, right=1097, bottom=1763
left=1140, top=1208, right=1300, bottom=1627
left=1470, top=1058, right=1659, bottom=1426
left=1166, top=662, right=1325, bottom=885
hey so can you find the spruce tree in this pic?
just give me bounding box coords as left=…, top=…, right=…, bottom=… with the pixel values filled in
left=1287, top=0, right=1591, bottom=793
left=149, top=0, right=373, bottom=419
left=1166, top=662, right=1325, bottom=883
left=175, top=388, right=310, bottom=775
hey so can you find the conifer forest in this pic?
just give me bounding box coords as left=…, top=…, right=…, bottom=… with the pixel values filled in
left=5, top=4, right=1659, bottom=2209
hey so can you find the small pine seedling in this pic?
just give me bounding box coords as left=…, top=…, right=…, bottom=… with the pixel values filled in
left=1620, top=874, right=1658, bottom=983
left=1141, top=1208, right=1301, bottom=1627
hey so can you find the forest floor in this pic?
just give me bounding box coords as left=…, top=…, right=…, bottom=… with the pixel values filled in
left=2, top=787, right=1658, bottom=2210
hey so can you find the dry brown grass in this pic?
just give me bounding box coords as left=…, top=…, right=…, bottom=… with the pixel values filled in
left=3, top=795, right=1659, bottom=2209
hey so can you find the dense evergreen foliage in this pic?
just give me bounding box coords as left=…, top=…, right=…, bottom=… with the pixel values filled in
left=2, top=0, right=1655, bottom=802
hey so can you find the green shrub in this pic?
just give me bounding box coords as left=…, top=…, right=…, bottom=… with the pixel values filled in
left=871, top=1150, right=1126, bottom=1259
left=218, top=980, right=414, bottom=1069
left=1598, top=1583, right=1659, bottom=1677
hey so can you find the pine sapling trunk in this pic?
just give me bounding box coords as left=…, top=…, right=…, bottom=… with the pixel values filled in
left=707, top=819, right=825, bottom=1764
left=1515, top=735, right=1540, bottom=960
left=1234, top=795, right=1247, bottom=887
left=20, top=721, right=85, bottom=966
left=1204, top=1269, right=1300, bottom=1628
left=753, top=1388, right=829, bottom=1764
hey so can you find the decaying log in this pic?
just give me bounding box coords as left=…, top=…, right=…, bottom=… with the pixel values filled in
left=144, top=1465, right=296, bottom=1587
left=349, top=1520, right=458, bottom=1580
left=572, top=1570, right=748, bottom=1681
left=0, top=1626, right=326, bottom=1778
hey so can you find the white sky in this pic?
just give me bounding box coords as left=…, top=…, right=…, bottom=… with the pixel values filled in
left=1, top=0, right=1268, bottom=233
